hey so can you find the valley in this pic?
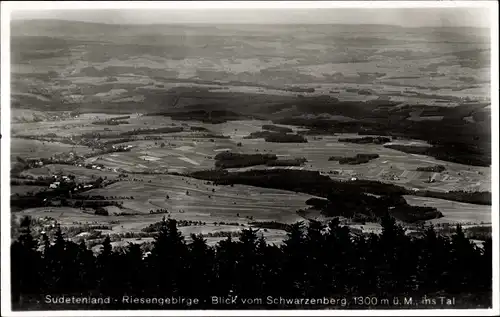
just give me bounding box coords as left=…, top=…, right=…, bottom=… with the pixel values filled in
left=10, top=19, right=492, bottom=250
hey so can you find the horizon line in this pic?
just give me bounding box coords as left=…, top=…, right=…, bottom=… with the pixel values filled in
left=10, top=18, right=490, bottom=29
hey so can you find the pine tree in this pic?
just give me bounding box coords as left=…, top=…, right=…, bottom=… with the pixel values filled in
left=97, top=236, right=114, bottom=294
left=304, top=220, right=327, bottom=297
left=214, top=236, right=238, bottom=297
left=361, top=233, right=382, bottom=294
left=62, top=240, right=82, bottom=293
left=378, top=213, right=409, bottom=295
left=40, top=232, right=50, bottom=255
left=350, top=234, right=369, bottom=294
left=148, top=218, right=189, bottom=296
left=324, top=218, right=353, bottom=294
left=479, top=238, right=493, bottom=291
left=234, top=228, right=261, bottom=297
left=417, top=226, right=447, bottom=292
left=187, top=234, right=214, bottom=299
left=76, top=241, right=96, bottom=291
left=18, top=216, right=37, bottom=250
left=449, top=224, right=481, bottom=293
left=11, top=216, right=43, bottom=303
left=256, top=236, right=282, bottom=297
left=280, top=222, right=306, bottom=296
left=123, top=243, right=145, bottom=294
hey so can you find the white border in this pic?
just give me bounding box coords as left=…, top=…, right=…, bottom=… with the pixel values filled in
left=1, top=1, right=498, bottom=316
left=490, top=2, right=500, bottom=316
left=0, top=0, right=498, bottom=10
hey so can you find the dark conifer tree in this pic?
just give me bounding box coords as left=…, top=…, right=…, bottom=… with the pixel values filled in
left=479, top=238, right=493, bottom=291
left=304, top=220, right=327, bottom=297
left=96, top=236, right=114, bottom=295
left=449, top=225, right=482, bottom=293
left=11, top=216, right=43, bottom=304
left=234, top=228, right=261, bottom=298
left=123, top=243, right=145, bottom=294
left=147, top=218, right=189, bottom=296
left=378, top=213, right=408, bottom=295
left=361, top=233, right=382, bottom=295
left=9, top=214, right=493, bottom=309
left=214, top=236, right=238, bottom=297
left=45, top=225, right=76, bottom=293
left=350, top=233, right=368, bottom=294
left=76, top=241, right=96, bottom=291
left=186, top=234, right=215, bottom=299
left=40, top=231, right=50, bottom=255
left=417, top=226, right=450, bottom=293
left=255, top=235, right=282, bottom=296
left=280, top=222, right=307, bottom=297
left=324, top=218, right=354, bottom=295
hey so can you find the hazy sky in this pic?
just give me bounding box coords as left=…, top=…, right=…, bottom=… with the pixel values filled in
left=11, top=8, right=491, bottom=28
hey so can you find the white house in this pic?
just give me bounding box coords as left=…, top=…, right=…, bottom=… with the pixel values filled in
left=49, top=181, right=60, bottom=189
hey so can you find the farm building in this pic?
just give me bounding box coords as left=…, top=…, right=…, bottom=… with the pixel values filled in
left=49, top=181, right=61, bottom=189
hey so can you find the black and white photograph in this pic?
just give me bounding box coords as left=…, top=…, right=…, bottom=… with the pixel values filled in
left=1, top=1, right=498, bottom=315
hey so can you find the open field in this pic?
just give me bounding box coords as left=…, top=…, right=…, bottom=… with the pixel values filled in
left=85, top=174, right=313, bottom=222
left=11, top=137, right=93, bottom=161
left=404, top=195, right=491, bottom=225
left=13, top=169, right=315, bottom=246
left=10, top=185, right=47, bottom=196
left=20, top=164, right=120, bottom=182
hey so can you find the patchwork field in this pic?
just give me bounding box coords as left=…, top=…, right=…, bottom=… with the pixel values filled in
left=20, top=164, right=120, bottom=182
left=11, top=137, right=93, bottom=161
left=404, top=195, right=491, bottom=225
left=11, top=185, right=47, bottom=196
left=38, top=116, right=487, bottom=193
left=13, top=171, right=315, bottom=246
left=10, top=22, right=490, bottom=121
left=12, top=111, right=491, bottom=228
left=86, top=174, right=313, bottom=222
left=10, top=20, right=492, bottom=251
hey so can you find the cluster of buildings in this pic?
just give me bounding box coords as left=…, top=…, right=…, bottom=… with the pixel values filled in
left=48, top=174, right=94, bottom=192
left=75, top=163, right=106, bottom=171
left=112, top=144, right=134, bottom=151
left=48, top=175, right=74, bottom=189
